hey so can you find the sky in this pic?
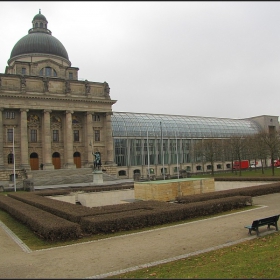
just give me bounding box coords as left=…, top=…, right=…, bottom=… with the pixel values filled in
left=1, top=1, right=280, bottom=120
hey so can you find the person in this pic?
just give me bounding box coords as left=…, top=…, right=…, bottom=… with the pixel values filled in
left=40, top=163, right=44, bottom=170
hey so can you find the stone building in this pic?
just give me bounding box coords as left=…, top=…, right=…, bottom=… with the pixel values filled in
left=0, top=10, right=117, bottom=184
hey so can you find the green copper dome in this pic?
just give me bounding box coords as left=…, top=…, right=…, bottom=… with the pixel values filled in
left=9, top=10, right=69, bottom=61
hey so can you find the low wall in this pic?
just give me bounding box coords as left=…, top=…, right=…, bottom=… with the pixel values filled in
left=134, top=178, right=215, bottom=202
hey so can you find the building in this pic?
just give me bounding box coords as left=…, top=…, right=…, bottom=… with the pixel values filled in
left=0, top=11, right=279, bottom=185
left=0, top=10, right=117, bottom=184
left=111, top=112, right=279, bottom=178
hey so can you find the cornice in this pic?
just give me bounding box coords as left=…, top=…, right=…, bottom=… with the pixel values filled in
left=0, top=92, right=117, bottom=105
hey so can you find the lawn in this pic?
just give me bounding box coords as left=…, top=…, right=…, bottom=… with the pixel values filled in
left=108, top=232, right=280, bottom=279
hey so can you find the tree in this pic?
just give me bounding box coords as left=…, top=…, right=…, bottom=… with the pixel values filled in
left=257, top=130, right=280, bottom=176
left=193, top=138, right=221, bottom=176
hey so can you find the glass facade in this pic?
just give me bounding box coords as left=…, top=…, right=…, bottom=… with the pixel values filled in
left=111, top=112, right=262, bottom=168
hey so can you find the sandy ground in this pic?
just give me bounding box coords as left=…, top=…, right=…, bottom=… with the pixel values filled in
left=0, top=182, right=279, bottom=279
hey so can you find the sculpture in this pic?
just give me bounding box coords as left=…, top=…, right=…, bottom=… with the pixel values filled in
left=93, top=151, right=102, bottom=170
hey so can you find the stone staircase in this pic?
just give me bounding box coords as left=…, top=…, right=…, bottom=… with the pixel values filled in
left=27, top=168, right=119, bottom=187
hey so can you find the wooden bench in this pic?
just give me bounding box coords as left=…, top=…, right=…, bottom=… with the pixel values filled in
left=245, top=215, right=279, bottom=236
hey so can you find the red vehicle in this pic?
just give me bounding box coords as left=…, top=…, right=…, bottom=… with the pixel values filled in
left=233, top=160, right=249, bottom=170
left=273, top=160, right=280, bottom=167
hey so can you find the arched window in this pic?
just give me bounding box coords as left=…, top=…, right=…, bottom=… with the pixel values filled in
left=40, top=22, right=43, bottom=28
left=39, top=67, right=57, bottom=77
left=118, top=170, right=126, bottom=176
left=134, top=169, right=141, bottom=174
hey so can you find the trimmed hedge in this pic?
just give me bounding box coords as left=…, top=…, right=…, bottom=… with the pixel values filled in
left=7, top=193, right=180, bottom=223
left=35, top=183, right=134, bottom=197
left=80, top=196, right=252, bottom=234
left=176, top=182, right=280, bottom=203
left=0, top=195, right=81, bottom=241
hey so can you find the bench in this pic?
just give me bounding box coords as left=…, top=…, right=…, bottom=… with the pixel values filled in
left=245, top=214, right=279, bottom=236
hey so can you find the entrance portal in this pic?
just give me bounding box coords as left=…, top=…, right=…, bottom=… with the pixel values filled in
left=52, top=152, right=61, bottom=169
left=30, top=152, right=39, bottom=170
left=74, top=151, right=81, bottom=168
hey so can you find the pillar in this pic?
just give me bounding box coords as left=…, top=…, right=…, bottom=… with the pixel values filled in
left=0, top=108, right=4, bottom=169
left=64, top=110, right=76, bottom=169
left=20, top=109, right=30, bottom=169
left=43, top=109, right=54, bottom=169
left=86, top=112, right=94, bottom=167
left=104, top=112, right=114, bottom=164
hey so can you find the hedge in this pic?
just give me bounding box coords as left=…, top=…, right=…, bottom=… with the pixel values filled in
left=0, top=195, right=81, bottom=241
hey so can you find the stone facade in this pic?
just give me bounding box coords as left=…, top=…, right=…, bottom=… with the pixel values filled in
left=0, top=10, right=117, bottom=184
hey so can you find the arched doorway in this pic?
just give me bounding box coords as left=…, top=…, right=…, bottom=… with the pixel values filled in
left=73, top=152, right=81, bottom=168
left=52, top=152, right=61, bottom=169
left=30, top=152, right=39, bottom=170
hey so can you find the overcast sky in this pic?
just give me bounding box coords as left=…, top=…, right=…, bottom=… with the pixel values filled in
left=1, top=1, right=280, bottom=120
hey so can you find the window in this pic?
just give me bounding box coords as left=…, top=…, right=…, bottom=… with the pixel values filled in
left=93, top=114, right=100, bottom=122
left=53, top=130, right=59, bottom=142
left=22, top=68, right=26, bottom=75
left=217, top=164, right=222, bottom=169
left=30, top=130, right=37, bottom=142
left=5, top=111, right=15, bottom=119
left=39, top=67, right=57, bottom=77
left=69, top=72, right=73, bottom=80
left=207, top=165, right=212, bottom=170
left=7, top=129, right=13, bottom=142
left=74, top=130, right=79, bottom=142
left=196, top=165, right=202, bottom=171
left=46, top=67, right=51, bottom=77
left=118, top=170, right=126, bottom=176
left=40, top=22, right=43, bottom=28
left=95, top=130, right=100, bottom=141
left=8, top=153, right=14, bottom=164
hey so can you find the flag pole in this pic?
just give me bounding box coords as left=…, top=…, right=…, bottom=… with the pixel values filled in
left=147, top=130, right=150, bottom=179
left=175, top=131, right=179, bottom=179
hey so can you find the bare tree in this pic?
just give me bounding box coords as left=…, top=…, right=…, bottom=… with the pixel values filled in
left=257, top=130, right=280, bottom=176
left=229, top=135, right=247, bottom=176
left=193, top=138, right=221, bottom=176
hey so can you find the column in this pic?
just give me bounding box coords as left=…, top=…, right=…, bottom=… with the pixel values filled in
left=43, top=110, right=54, bottom=169
left=104, top=112, right=115, bottom=164
left=86, top=112, right=94, bottom=167
left=20, top=109, right=30, bottom=169
left=0, top=108, right=4, bottom=169
left=64, top=110, right=76, bottom=169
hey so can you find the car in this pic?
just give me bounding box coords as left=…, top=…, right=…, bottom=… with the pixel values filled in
left=250, top=164, right=256, bottom=168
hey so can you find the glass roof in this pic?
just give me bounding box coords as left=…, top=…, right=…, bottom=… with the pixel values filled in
left=111, top=112, right=262, bottom=138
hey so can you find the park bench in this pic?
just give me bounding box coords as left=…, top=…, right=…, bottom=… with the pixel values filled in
left=245, top=214, right=279, bottom=236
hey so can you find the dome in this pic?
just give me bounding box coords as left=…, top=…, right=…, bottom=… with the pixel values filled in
left=9, top=10, right=69, bottom=61
left=10, top=33, right=69, bottom=60
left=33, top=12, right=47, bottom=21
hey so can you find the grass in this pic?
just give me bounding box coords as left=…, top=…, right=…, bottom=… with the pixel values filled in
left=109, top=232, right=280, bottom=279
left=191, top=166, right=280, bottom=178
